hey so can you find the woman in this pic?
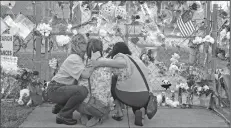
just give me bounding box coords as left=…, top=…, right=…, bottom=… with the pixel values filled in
left=90, top=42, right=152, bottom=126
left=47, top=34, right=95, bottom=125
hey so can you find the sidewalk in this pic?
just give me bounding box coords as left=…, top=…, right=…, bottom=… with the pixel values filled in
left=19, top=104, right=228, bottom=128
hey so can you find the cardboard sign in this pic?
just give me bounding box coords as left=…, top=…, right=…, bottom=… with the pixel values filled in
left=0, top=34, right=14, bottom=56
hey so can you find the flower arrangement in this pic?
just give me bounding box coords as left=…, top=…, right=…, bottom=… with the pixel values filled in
left=170, top=53, right=180, bottom=64
left=55, top=35, right=71, bottom=47
left=49, top=58, right=58, bottom=69
left=203, top=35, right=215, bottom=44
left=189, top=36, right=203, bottom=49
left=193, top=85, right=213, bottom=97
left=36, top=23, right=52, bottom=37
left=176, top=83, right=189, bottom=92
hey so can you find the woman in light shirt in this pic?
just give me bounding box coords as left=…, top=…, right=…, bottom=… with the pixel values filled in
left=47, top=34, right=94, bottom=125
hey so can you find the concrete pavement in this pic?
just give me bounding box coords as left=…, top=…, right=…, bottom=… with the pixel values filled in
left=19, top=104, right=228, bottom=128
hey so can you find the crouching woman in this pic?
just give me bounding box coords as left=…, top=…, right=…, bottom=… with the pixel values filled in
left=90, top=42, right=152, bottom=126
left=47, top=34, right=95, bottom=125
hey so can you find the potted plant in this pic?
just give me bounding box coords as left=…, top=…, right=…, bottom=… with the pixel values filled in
left=193, top=83, right=213, bottom=107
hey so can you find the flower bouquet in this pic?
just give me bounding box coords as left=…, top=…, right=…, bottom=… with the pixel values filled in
left=193, top=83, right=213, bottom=107
left=36, top=23, right=52, bottom=37
left=176, top=82, right=190, bottom=105
left=55, top=35, right=71, bottom=47
left=189, top=36, right=203, bottom=49
left=188, top=36, right=203, bottom=64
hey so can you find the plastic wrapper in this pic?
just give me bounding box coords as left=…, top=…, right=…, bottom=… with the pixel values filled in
left=14, top=14, right=35, bottom=39
left=1, top=18, right=9, bottom=34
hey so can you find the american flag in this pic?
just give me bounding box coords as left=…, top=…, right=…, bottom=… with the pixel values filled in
left=177, top=10, right=196, bottom=37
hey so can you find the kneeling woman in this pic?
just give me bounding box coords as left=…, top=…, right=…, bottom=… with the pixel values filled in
left=91, top=42, right=152, bottom=126
left=47, top=34, right=95, bottom=125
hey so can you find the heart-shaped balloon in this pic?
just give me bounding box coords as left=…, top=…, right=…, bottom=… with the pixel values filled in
left=131, top=37, right=139, bottom=44
left=99, top=2, right=116, bottom=22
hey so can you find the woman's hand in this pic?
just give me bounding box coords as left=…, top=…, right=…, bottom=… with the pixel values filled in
left=87, top=60, right=101, bottom=68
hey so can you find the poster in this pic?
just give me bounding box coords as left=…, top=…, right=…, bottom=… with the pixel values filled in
left=0, top=34, right=14, bottom=56
left=1, top=18, right=9, bottom=35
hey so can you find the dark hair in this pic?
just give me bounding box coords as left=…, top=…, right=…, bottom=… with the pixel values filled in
left=107, top=42, right=132, bottom=58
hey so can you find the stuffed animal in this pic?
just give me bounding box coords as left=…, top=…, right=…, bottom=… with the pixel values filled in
left=169, top=63, right=179, bottom=76
left=166, top=97, right=179, bottom=108
left=161, top=80, right=172, bottom=90
left=18, top=89, right=32, bottom=106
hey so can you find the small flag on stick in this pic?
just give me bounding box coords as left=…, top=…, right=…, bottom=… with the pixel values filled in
left=177, top=10, right=196, bottom=37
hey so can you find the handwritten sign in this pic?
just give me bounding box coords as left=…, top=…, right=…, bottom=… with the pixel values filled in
left=0, top=34, right=13, bottom=56
left=1, top=55, right=18, bottom=71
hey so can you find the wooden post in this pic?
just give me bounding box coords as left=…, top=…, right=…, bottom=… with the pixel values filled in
left=44, top=1, right=50, bottom=81
left=229, top=3, right=231, bottom=128
left=204, top=1, right=211, bottom=77
left=34, top=1, right=42, bottom=79
left=124, top=2, right=129, bottom=45
left=209, top=4, right=218, bottom=109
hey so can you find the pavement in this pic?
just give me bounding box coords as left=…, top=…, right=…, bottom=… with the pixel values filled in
left=19, top=103, right=228, bottom=128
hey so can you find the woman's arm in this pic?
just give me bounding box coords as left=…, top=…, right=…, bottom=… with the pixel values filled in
left=136, top=42, right=162, bottom=47
left=80, top=67, right=95, bottom=79
left=96, top=57, right=127, bottom=68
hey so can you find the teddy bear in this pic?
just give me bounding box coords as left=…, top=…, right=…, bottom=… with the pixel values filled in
left=169, top=53, right=180, bottom=76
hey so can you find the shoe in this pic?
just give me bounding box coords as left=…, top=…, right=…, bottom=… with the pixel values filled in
left=80, top=114, right=91, bottom=125
left=52, top=104, right=63, bottom=114
left=86, top=117, right=100, bottom=127
left=134, top=110, right=143, bottom=126
left=56, top=115, right=77, bottom=125
left=112, top=114, right=123, bottom=121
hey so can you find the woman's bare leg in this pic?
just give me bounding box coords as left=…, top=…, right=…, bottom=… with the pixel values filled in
left=114, top=99, right=123, bottom=117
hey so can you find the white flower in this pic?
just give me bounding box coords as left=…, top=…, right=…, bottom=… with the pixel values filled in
left=170, top=58, right=178, bottom=64
left=44, top=32, right=49, bottom=37
left=67, top=24, right=72, bottom=29
left=176, top=84, right=180, bottom=89
left=193, top=36, right=203, bottom=44
left=226, top=32, right=230, bottom=40
left=185, top=85, right=189, bottom=90
left=172, top=53, right=180, bottom=60
left=203, top=35, right=215, bottom=44
left=220, top=29, right=227, bottom=39
left=197, top=86, right=202, bottom=92
left=99, top=29, right=108, bottom=37
left=36, top=23, right=52, bottom=37
left=18, top=100, right=24, bottom=105
left=203, top=85, right=209, bottom=91
left=56, top=35, right=71, bottom=46
left=49, top=58, right=58, bottom=69
left=72, top=30, right=78, bottom=35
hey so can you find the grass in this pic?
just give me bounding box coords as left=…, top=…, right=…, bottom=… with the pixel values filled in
left=1, top=101, right=35, bottom=128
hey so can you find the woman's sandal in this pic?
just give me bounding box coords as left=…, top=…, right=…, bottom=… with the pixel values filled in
left=134, top=110, right=144, bottom=126
left=112, top=114, right=123, bottom=121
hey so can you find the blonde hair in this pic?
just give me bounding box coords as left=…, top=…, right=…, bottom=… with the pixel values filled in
left=68, top=33, right=88, bottom=57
